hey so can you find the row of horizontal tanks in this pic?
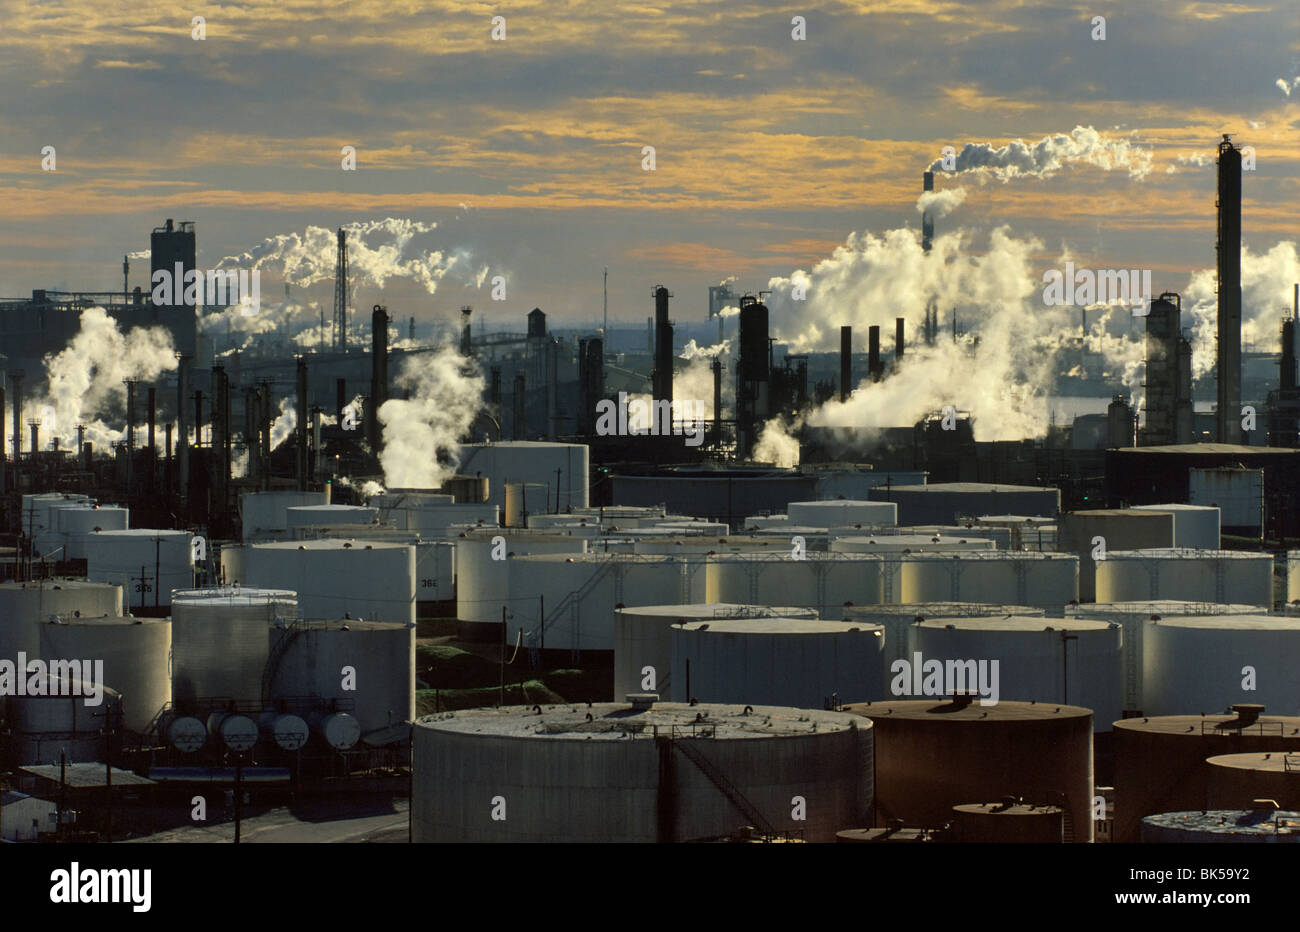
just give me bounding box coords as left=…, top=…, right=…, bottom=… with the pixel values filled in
left=1, top=582, right=415, bottom=765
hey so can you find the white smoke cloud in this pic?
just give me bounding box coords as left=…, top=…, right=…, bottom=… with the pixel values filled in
left=753, top=419, right=800, bottom=467
left=29, top=306, right=178, bottom=454
left=377, top=344, right=485, bottom=489
left=1276, top=76, right=1300, bottom=96
left=928, top=126, right=1154, bottom=181
left=269, top=396, right=297, bottom=452
left=917, top=186, right=967, bottom=218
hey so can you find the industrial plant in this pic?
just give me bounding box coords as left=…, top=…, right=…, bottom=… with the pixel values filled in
left=4, top=130, right=1300, bottom=851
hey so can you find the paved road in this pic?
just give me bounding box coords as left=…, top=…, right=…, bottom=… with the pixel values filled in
left=126, top=799, right=409, bottom=843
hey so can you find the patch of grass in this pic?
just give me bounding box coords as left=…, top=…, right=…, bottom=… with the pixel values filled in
left=542, top=667, right=613, bottom=702
left=417, top=681, right=564, bottom=714
left=416, top=644, right=502, bottom=688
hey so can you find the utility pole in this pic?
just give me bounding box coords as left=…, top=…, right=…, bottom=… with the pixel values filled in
left=132, top=565, right=152, bottom=613
left=602, top=267, right=608, bottom=339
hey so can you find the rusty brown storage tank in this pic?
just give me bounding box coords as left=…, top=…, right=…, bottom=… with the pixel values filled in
left=951, top=800, right=1064, bottom=843
left=1140, top=808, right=1300, bottom=843
left=845, top=696, right=1094, bottom=842
left=1111, top=704, right=1300, bottom=843
left=1206, top=752, right=1300, bottom=811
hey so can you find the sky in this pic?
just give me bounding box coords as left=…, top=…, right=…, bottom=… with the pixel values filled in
left=1, top=0, right=1298, bottom=334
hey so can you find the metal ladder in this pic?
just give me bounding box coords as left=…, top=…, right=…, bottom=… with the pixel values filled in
left=671, top=730, right=774, bottom=835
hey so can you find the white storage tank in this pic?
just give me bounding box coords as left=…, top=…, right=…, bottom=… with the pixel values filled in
left=912, top=616, right=1123, bottom=730
left=240, top=490, right=327, bottom=541
left=614, top=603, right=819, bottom=701
left=831, top=534, right=994, bottom=554
left=787, top=500, right=897, bottom=528
left=456, top=441, right=589, bottom=511
left=415, top=540, right=456, bottom=608
left=170, top=587, right=298, bottom=704
left=85, top=529, right=195, bottom=610
left=1189, top=467, right=1264, bottom=538
left=672, top=618, right=885, bottom=706
left=244, top=539, right=417, bottom=624
left=12, top=677, right=123, bottom=764
left=0, top=580, right=124, bottom=660
left=1287, top=550, right=1300, bottom=606
left=740, top=514, right=790, bottom=530
left=219, top=543, right=245, bottom=586
left=286, top=504, right=379, bottom=534
left=632, top=536, right=792, bottom=556
left=706, top=553, right=899, bottom=615
left=900, top=552, right=1078, bottom=608
left=267, top=619, right=415, bottom=737
left=1066, top=601, right=1262, bottom=713
left=412, top=701, right=873, bottom=842
left=1095, top=549, right=1272, bottom=607
left=898, top=525, right=1015, bottom=550
left=56, top=504, right=130, bottom=560
left=1143, top=615, right=1300, bottom=716
left=455, top=530, right=588, bottom=626
left=401, top=502, right=499, bottom=536
left=1131, top=504, right=1221, bottom=550
left=508, top=553, right=704, bottom=651
left=840, top=602, right=1047, bottom=685
left=39, top=616, right=171, bottom=735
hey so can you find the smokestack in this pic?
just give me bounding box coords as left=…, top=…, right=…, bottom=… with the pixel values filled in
left=1216, top=135, right=1243, bottom=444
left=545, top=339, right=558, bottom=440
left=922, top=171, right=935, bottom=253
left=212, top=366, right=231, bottom=526
left=244, top=387, right=259, bottom=482
left=296, top=357, right=308, bottom=490
left=164, top=423, right=172, bottom=494
left=489, top=366, right=501, bottom=410
left=260, top=382, right=272, bottom=491
left=1283, top=319, right=1297, bottom=392
left=0, top=384, right=5, bottom=492
left=736, top=296, right=770, bottom=458
left=194, top=391, right=203, bottom=449
left=653, top=286, right=673, bottom=403
left=577, top=338, right=605, bottom=437
left=513, top=371, right=527, bottom=440
left=28, top=420, right=38, bottom=457
left=83, top=441, right=93, bottom=473
left=335, top=378, right=346, bottom=421
left=370, top=304, right=389, bottom=453
left=177, top=356, right=190, bottom=503
left=125, top=379, right=136, bottom=489
left=147, top=386, right=157, bottom=491
left=895, top=317, right=905, bottom=366
left=712, top=356, right=722, bottom=447
left=123, top=255, right=129, bottom=296
left=840, top=326, right=852, bottom=402
left=460, top=306, right=473, bottom=357
left=10, top=371, right=21, bottom=469
left=868, top=326, right=882, bottom=382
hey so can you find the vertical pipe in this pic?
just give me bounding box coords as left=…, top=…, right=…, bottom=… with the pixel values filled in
left=125, top=380, right=136, bottom=488
left=335, top=378, right=346, bottom=421
left=147, top=386, right=157, bottom=490
left=895, top=317, right=905, bottom=365
left=370, top=305, right=388, bottom=453
left=0, top=385, right=5, bottom=493
left=653, top=286, right=673, bottom=404
left=11, top=371, right=22, bottom=469
left=177, top=356, right=190, bottom=503
left=513, top=372, right=527, bottom=440
left=296, top=357, right=308, bottom=491
left=1216, top=135, right=1242, bottom=445
left=868, top=326, right=881, bottom=382
left=712, top=356, right=722, bottom=447
left=840, top=326, right=852, bottom=402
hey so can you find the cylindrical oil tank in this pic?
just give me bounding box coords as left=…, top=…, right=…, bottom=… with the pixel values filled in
left=239, top=490, right=327, bottom=541
left=898, top=525, right=1014, bottom=550
left=614, top=602, right=819, bottom=701
left=845, top=697, right=1094, bottom=841
left=1207, top=752, right=1300, bottom=810
left=170, top=587, right=297, bottom=703
left=456, top=530, right=588, bottom=626
left=1067, top=601, right=1262, bottom=714
left=12, top=678, right=123, bottom=764
left=259, top=711, right=310, bottom=751
left=1289, top=550, right=1300, bottom=605
left=912, top=616, right=1123, bottom=730
left=508, top=554, right=703, bottom=651
left=899, top=552, right=1078, bottom=608
left=1140, top=809, right=1300, bottom=843
left=840, top=603, right=1047, bottom=689
left=267, top=620, right=415, bottom=736
left=632, top=536, right=792, bottom=556
left=165, top=713, right=207, bottom=752
left=397, top=503, right=498, bottom=536
left=1130, top=504, right=1221, bottom=550
left=1143, top=616, right=1300, bottom=716
left=219, top=543, right=245, bottom=585
left=831, top=534, right=994, bottom=554
left=22, top=493, right=90, bottom=539
left=57, top=504, right=130, bottom=560
left=0, top=580, right=124, bottom=660
left=671, top=618, right=885, bottom=706
left=787, top=501, right=898, bottom=528
left=311, top=709, right=361, bottom=749
left=206, top=711, right=259, bottom=751
left=1112, top=707, right=1300, bottom=842
left=85, top=529, right=195, bottom=609
left=414, top=540, right=455, bottom=607
left=244, top=539, right=416, bottom=624
left=648, top=520, right=732, bottom=536
left=706, top=553, right=896, bottom=615
left=456, top=441, right=590, bottom=512
left=412, top=701, right=873, bottom=842
left=950, top=801, right=1064, bottom=843
left=286, top=504, right=379, bottom=535
left=1095, top=549, right=1272, bottom=607
left=39, top=616, right=171, bottom=735
left=503, top=482, right=551, bottom=528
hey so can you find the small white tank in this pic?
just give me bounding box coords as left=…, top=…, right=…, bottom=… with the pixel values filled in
left=706, top=552, right=899, bottom=615
left=259, top=711, right=310, bottom=751
left=671, top=618, right=886, bottom=707
left=56, top=504, right=130, bottom=560
left=900, top=552, right=1078, bottom=608
left=313, top=710, right=361, bottom=749
left=787, top=500, right=898, bottom=528
left=455, top=530, right=588, bottom=626
left=239, top=490, right=327, bottom=541
left=614, top=603, right=819, bottom=700
left=85, top=529, right=195, bottom=610
left=171, top=587, right=297, bottom=703
left=1095, top=549, right=1272, bottom=607
left=165, top=714, right=207, bottom=752
left=831, top=534, right=995, bottom=554
left=244, top=539, right=417, bottom=624
left=13, top=676, right=122, bottom=764
left=0, top=580, right=123, bottom=659
left=1131, top=504, right=1221, bottom=550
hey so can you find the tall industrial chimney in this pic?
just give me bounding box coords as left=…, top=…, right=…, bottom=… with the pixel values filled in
left=177, top=356, right=190, bottom=502
left=1216, top=135, right=1243, bottom=444
left=736, top=295, right=771, bottom=458
left=895, top=317, right=905, bottom=367
left=370, top=304, right=389, bottom=453
left=922, top=171, right=935, bottom=252
left=124, top=379, right=136, bottom=489
left=460, top=306, right=473, bottom=357
left=513, top=371, right=527, bottom=440
left=868, top=326, right=882, bottom=382
left=840, top=326, right=852, bottom=402
left=296, top=357, right=309, bottom=490
left=147, top=386, right=157, bottom=491
left=652, top=286, right=673, bottom=404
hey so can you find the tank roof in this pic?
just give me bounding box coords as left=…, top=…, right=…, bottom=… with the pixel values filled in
left=41, top=615, right=166, bottom=627
left=1105, top=548, right=1271, bottom=559
left=0, top=579, right=119, bottom=592
left=251, top=538, right=411, bottom=552
left=884, top=482, right=1056, bottom=493
left=845, top=698, right=1092, bottom=722
left=1149, top=616, right=1300, bottom=631
left=673, top=618, right=882, bottom=635
left=415, top=702, right=865, bottom=740
left=842, top=602, right=1044, bottom=617
left=616, top=603, right=817, bottom=618
left=286, top=619, right=410, bottom=632
left=1142, top=810, right=1300, bottom=836
left=1113, top=713, right=1300, bottom=736
left=952, top=802, right=1064, bottom=816
left=90, top=528, right=190, bottom=538
left=1068, top=601, right=1261, bottom=615
left=915, top=616, right=1114, bottom=633
left=1206, top=752, right=1300, bottom=774
left=173, top=586, right=296, bottom=601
